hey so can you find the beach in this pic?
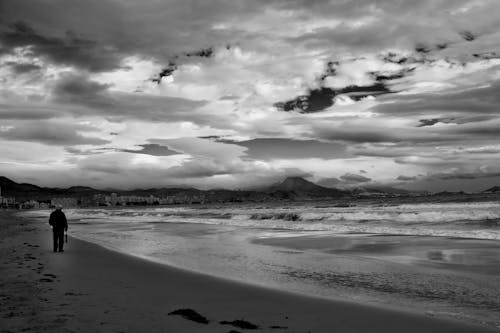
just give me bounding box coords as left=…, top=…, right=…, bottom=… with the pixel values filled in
left=1, top=210, right=498, bottom=333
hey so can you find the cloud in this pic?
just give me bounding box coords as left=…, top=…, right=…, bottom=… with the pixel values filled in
left=373, top=78, right=500, bottom=117
left=397, top=175, right=417, bottom=181
left=121, top=144, right=182, bottom=156
left=275, top=83, right=391, bottom=113
left=0, top=105, right=58, bottom=120
left=3, top=61, right=42, bottom=74
left=52, top=72, right=112, bottom=108
left=317, top=177, right=341, bottom=188
left=1, top=0, right=500, bottom=191
left=0, top=121, right=109, bottom=146
left=51, top=72, right=208, bottom=122
left=150, top=137, right=247, bottom=161
left=0, top=21, right=123, bottom=72
left=219, top=138, right=351, bottom=160
left=340, top=173, right=372, bottom=183
left=429, top=170, right=500, bottom=181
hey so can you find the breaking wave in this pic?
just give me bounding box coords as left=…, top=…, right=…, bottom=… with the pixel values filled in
left=19, top=201, right=500, bottom=240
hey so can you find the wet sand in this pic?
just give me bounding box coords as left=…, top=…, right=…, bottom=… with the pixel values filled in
left=1, top=211, right=498, bottom=333
left=253, top=233, right=500, bottom=274
left=254, top=233, right=500, bottom=327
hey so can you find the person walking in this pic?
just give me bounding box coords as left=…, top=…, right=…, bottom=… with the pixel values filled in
left=49, top=204, right=68, bottom=252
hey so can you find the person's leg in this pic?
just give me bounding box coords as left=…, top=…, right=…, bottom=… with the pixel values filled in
left=52, top=230, right=58, bottom=252
left=58, top=230, right=64, bottom=252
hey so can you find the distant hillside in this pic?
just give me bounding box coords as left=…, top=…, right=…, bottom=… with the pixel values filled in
left=0, top=176, right=105, bottom=201
left=267, top=177, right=347, bottom=198
left=0, top=175, right=352, bottom=202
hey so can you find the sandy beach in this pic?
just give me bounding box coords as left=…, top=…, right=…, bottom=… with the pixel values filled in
left=1, top=211, right=498, bottom=333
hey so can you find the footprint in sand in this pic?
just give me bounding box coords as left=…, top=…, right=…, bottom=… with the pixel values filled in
left=39, top=278, right=53, bottom=283
left=269, top=325, right=288, bottom=329
left=64, top=291, right=86, bottom=296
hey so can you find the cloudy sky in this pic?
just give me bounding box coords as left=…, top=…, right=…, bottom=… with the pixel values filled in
left=1, top=0, right=500, bottom=191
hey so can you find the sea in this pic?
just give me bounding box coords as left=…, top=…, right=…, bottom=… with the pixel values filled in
left=20, top=200, right=500, bottom=328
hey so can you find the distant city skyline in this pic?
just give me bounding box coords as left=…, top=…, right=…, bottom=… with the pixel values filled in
left=1, top=1, right=500, bottom=192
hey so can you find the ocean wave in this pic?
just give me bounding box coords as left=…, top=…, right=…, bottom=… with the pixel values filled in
left=250, top=212, right=302, bottom=221
left=17, top=201, right=500, bottom=240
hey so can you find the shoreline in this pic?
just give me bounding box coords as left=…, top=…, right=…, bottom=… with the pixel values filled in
left=1, top=211, right=498, bottom=332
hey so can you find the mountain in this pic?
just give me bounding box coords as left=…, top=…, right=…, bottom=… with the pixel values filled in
left=0, top=176, right=43, bottom=196
left=0, top=176, right=104, bottom=200
left=267, top=177, right=347, bottom=198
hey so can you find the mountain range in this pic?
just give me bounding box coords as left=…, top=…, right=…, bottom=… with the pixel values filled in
left=1, top=175, right=350, bottom=201
left=2, top=175, right=493, bottom=202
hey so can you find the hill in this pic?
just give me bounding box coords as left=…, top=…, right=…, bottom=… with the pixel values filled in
left=0, top=176, right=105, bottom=201
left=267, top=177, right=347, bottom=198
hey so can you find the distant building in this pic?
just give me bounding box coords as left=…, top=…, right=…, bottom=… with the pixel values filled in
left=0, top=185, right=17, bottom=208
left=51, top=197, right=78, bottom=208
left=21, top=200, right=40, bottom=209
left=110, top=193, right=118, bottom=206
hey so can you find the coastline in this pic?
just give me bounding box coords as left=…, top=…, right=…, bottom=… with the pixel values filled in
left=1, top=211, right=498, bottom=333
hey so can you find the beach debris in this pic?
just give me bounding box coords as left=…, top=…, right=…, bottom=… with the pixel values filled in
left=220, top=319, right=259, bottom=329
left=168, top=308, right=210, bottom=324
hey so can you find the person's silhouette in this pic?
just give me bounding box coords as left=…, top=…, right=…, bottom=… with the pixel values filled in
left=49, top=205, right=68, bottom=252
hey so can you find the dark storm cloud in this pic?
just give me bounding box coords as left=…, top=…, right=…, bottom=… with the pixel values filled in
left=0, top=0, right=267, bottom=67
left=459, top=30, right=477, bottom=42
left=397, top=175, right=417, bottom=181
left=472, top=52, right=500, bottom=60
left=317, top=177, right=341, bottom=188
left=219, top=138, right=351, bottom=160
left=51, top=73, right=208, bottom=122
left=417, top=116, right=495, bottom=128
left=340, top=173, right=371, bottom=183
left=65, top=147, right=109, bottom=156
left=53, top=73, right=112, bottom=108
left=275, top=83, right=391, bottom=113
left=3, top=61, right=42, bottom=74
left=0, top=121, right=109, bottom=146
left=0, top=21, right=123, bottom=72
left=0, top=105, right=57, bottom=120
left=417, top=118, right=453, bottom=127
left=2, top=0, right=499, bottom=70
left=374, top=79, right=500, bottom=116
left=314, top=125, right=456, bottom=144
left=151, top=62, right=178, bottom=84
left=371, top=67, right=416, bottom=83
left=319, top=61, right=339, bottom=81
left=121, top=144, right=182, bottom=157
left=429, top=171, right=500, bottom=181
left=185, top=47, right=214, bottom=58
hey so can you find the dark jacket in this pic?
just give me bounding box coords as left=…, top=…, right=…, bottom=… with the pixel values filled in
left=49, top=210, right=68, bottom=231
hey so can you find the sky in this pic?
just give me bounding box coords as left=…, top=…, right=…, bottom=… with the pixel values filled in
left=1, top=0, right=500, bottom=192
